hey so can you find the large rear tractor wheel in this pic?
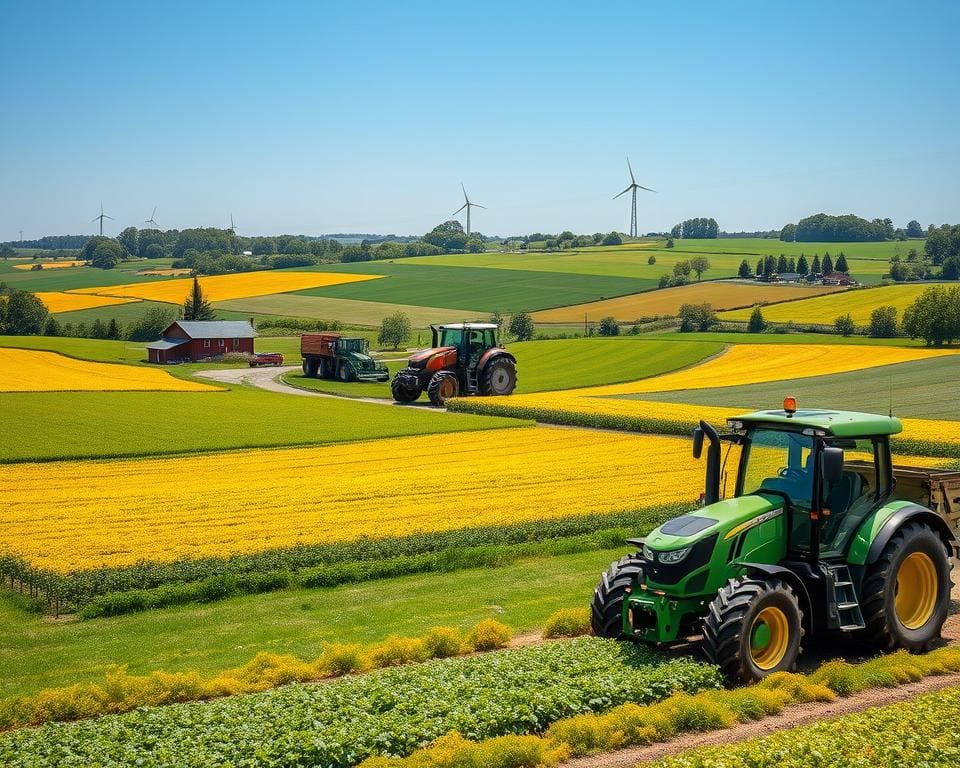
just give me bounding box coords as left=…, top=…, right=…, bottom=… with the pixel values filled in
left=427, top=372, right=459, bottom=406
left=480, top=357, right=517, bottom=396
left=303, top=358, right=319, bottom=378
left=703, top=577, right=803, bottom=684
left=590, top=553, right=644, bottom=638
left=391, top=368, right=421, bottom=403
left=338, top=362, right=356, bottom=382
left=860, top=522, right=951, bottom=652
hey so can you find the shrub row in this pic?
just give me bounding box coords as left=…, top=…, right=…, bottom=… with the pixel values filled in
left=0, top=638, right=721, bottom=767
left=654, top=685, right=960, bottom=767
left=0, top=618, right=515, bottom=731
left=1, top=505, right=680, bottom=616
left=358, top=646, right=960, bottom=768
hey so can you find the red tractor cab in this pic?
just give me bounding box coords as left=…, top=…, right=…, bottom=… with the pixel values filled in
left=391, top=322, right=517, bottom=406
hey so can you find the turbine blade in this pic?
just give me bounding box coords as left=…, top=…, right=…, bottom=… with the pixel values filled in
left=636, top=184, right=657, bottom=193
left=627, top=157, right=636, bottom=184
left=612, top=185, right=633, bottom=199
left=461, top=182, right=469, bottom=202
left=453, top=203, right=468, bottom=214
left=104, top=214, right=114, bottom=219
left=471, top=203, right=487, bottom=209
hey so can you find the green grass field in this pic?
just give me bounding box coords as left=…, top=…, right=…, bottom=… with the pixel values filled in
left=0, top=547, right=623, bottom=697
left=631, top=355, right=960, bottom=421
left=0, top=386, right=525, bottom=462
left=401, top=239, right=916, bottom=285
left=281, top=337, right=724, bottom=398
left=0, top=260, right=171, bottom=292
left=642, top=330, right=925, bottom=347
left=290, top=261, right=656, bottom=312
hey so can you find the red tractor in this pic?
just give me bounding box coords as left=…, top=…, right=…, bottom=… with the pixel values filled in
left=391, top=323, right=517, bottom=406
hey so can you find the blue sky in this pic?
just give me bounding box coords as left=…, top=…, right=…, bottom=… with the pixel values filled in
left=2, top=1, right=958, bottom=238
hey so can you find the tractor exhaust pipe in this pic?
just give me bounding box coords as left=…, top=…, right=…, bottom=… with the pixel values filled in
left=692, top=420, right=721, bottom=506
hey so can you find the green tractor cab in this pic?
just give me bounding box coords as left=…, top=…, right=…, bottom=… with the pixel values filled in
left=592, top=399, right=958, bottom=683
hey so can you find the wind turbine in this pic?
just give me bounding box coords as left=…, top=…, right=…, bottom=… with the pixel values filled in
left=145, top=207, right=159, bottom=228
left=453, top=184, right=486, bottom=236
left=612, top=158, right=656, bottom=238
left=228, top=213, right=236, bottom=234
left=92, top=202, right=114, bottom=236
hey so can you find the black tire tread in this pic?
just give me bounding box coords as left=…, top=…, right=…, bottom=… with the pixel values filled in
left=427, top=372, right=458, bottom=406
left=590, top=554, right=645, bottom=638
left=479, top=357, right=517, bottom=396
left=391, top=368, right=421, bottom=403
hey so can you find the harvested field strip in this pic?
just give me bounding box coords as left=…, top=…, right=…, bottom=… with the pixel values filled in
left=562, top=343, right=958, bottom=397
left=13, top=260, right=86, bottom=270
left=719, top=282, right=954, bottom=324
left=637, top=355, right=960, bottom=421
left=0, top=429, right=699, bottom=573
left=360, top=647, right=960, bottom=768
left=0, top=638, right=720, bottom=767
left=32, top=291, right=139, bottom=313
left=70, top=270, right=383, bottom=304
left=0, top=348, right=217, bottom=393
left=531, top=281, right=844, bottom=323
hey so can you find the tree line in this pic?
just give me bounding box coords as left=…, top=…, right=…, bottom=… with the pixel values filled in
left=779, top=213, right=919, bottom=242
left=670, top=218, right=719, bottom=239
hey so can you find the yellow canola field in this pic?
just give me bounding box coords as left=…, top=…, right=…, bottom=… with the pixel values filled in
left=719, top=283, right=949, bottom=324
left=0, top=348, right=218, bottom=393
left=33, top=292, right=140, bottom=313
left=565, top=344, right=957, bottom=397
left=0, top=428, right=699, bottom=573
left=70, top=271, right=382, bottom=304
left=532, top=282, right=843, bottom=323
left=13, top=260, right=87, bottom=270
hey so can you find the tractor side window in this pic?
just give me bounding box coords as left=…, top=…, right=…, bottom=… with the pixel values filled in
left=821, top=438, right=882, bottom=555
left=482, top=329, right=496, bottom=348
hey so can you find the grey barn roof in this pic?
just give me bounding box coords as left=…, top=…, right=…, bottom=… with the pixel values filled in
left=171, top=321, right=256, bottom=338
left=146, top=338, right=190, bottom=350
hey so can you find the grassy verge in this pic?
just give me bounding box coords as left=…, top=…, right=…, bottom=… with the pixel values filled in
left=0, top=385, right=525, bottom=463
left=2, top=505, right=678, bottom=615
left=361, top=646, right=960, bottom=768
left=0, top=547, right=630, bottom=699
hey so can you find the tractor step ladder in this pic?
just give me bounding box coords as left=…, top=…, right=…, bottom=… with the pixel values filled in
left=466, top=370, right=479, bottom=395
left=827, top=563, right=865, bottom=631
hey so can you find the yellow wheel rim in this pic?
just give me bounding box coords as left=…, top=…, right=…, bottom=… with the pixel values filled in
left=750, top=606, right=790, bottom=670
left=895, top=551, right=938, bottom=630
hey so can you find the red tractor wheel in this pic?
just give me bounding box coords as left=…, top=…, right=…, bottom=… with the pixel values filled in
left=427, top=372, right=459, bottom=406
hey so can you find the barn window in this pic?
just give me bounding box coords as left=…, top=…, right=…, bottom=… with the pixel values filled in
left=203, top=339, right=211, bottom=348
left=233, top=338, right=240, bottom=346
left=218, top=338, right=225, bottom=348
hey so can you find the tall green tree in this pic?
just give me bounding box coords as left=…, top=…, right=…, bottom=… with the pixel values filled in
left=182, top=277, right=215, bottom=321
left=834, top=313, right=856, bottom=337
left=906, top=220, right=924, bottom=238
left=869, top=306, right=899, bottom=338
left=689, top=256, right=710, bottom=280
left=0, top=290, right=48, bottom=334
left=835, top=253, right=849, bottom=273
left=378, top=312, right=412, bottom=349
left=796, top=255, right=809, bottom=275
left=738, top=260, right=753, bottom=278
left=508, top=311, right=535, bottom=341
left=747, top=305, right=767, bottom=333
left=822, top=253, right=834, bottom=274
left=117, top=226, right=138, bottom=257
left=811, top=254, right=821, bottom=274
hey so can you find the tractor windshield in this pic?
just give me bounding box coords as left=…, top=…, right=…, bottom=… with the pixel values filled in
left=738, top=428, right=814, bottom=509
left=439, top=328, right=465, bottom=347
left=337, top=338, right=368, bottom=354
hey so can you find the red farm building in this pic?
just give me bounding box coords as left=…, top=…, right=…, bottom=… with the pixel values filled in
left=147, top=320, right=256, bottom=363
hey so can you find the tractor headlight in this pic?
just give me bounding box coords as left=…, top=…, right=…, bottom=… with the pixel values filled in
left=642, top=544, right=654, bottom=561
left=658, top=547, right=691, bottom=564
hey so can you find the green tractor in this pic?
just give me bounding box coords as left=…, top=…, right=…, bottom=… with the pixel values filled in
left=592, top=398, right=959, bottom=683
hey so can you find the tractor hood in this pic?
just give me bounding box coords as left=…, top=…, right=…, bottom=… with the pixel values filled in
left=645, top=495, right=780, bottom=552
left=407, top=347, right=456, bottom=368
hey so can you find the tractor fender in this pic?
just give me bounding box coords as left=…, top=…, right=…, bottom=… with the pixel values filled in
left=859, top=504, right=958, bottom=566
left=477, top=347, right=516, bottom=371
left=738, top=563, right=814, bottom=634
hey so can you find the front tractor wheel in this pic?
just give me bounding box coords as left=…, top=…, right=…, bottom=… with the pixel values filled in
left=703, top=578, right=803, bottom=684
left=427, top=372, right=459, bottom=406
left=391, top=368, right=421, bottom=403
left=860, top=522, right=951, bottom=652
left=480, top=357, right=517, bottom=396
left=591, top=553, right=644, bottom=638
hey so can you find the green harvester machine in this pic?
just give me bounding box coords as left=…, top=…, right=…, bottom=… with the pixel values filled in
left=592, top=397, right=960, bottom=683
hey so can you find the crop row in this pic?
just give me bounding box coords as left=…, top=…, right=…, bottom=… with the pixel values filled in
left=0, top=504, right=682, bottom=615
left=0, top=638, right=722, bottom=768
left=654, top=685, right=960, bottom=768
left=449, top=395, right=960, bottom=458
left=360, top=646, right=960, bottom=768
